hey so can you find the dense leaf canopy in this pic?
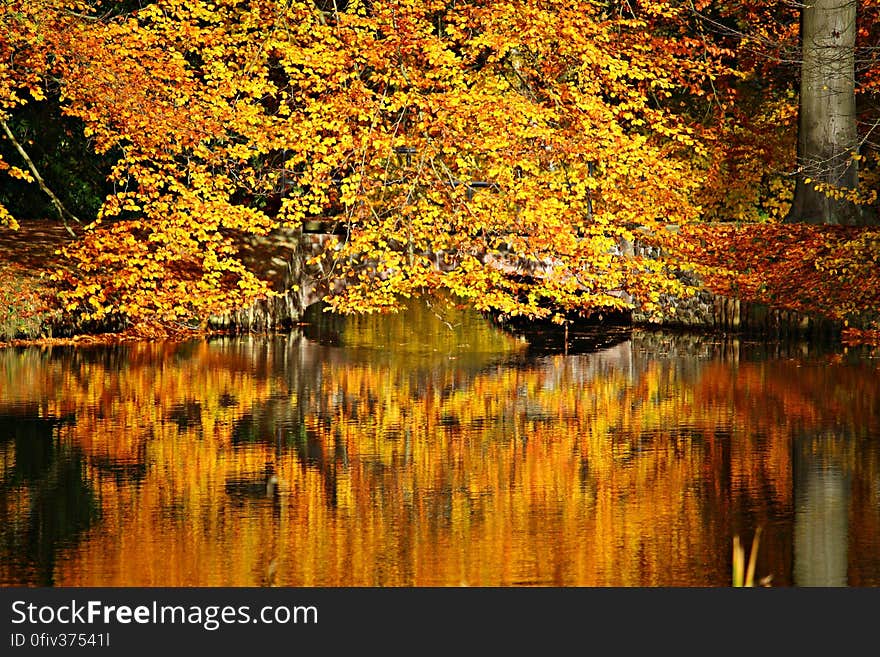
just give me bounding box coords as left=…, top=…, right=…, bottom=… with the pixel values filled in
left=0, top=0, right=878, bottom=333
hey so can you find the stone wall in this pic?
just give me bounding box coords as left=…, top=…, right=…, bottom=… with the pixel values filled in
left=211, top=226, right=841, bottom=337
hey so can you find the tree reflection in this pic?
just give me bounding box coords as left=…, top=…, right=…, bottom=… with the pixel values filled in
left=0, top=312, right=878, bottom=586
left=793, top=431, right=852, bottom=587
left=0, top=414, right=100, bottom=585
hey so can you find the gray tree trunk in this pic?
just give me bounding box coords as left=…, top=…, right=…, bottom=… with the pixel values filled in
left=786, top=0, right=862, bottom=225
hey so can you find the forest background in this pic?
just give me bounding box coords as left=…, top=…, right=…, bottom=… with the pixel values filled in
left=1, top=0, right=879, bottom=343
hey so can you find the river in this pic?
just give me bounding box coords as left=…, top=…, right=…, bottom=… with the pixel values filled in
left=1, top=299, right=878, bottom=586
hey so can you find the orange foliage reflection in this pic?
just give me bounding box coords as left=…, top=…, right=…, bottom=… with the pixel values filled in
left=1, top=320, right=879, bottom=586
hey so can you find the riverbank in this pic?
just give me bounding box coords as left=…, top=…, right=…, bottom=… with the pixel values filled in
left=0, top=221, right=191, bottom=346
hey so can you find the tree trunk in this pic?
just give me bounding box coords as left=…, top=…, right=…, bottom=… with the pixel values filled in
left=786, top=0, right=861, bottom=225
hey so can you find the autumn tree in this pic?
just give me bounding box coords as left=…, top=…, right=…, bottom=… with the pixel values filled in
left=0, top=1, right=81, bottom=231
left=0, top=1, right=145, bottom=226
left=786, top=0, right=863, bottom=225
left=686, top=0, right=880, bottom=226
left=14, top=0, right=728, bottom=329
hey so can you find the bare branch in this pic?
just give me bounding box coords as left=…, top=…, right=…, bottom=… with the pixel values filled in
left=1, top=118, right=81, bottom=236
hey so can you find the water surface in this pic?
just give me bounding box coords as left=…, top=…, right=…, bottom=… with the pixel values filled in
left=1, top=301, right=878, bottom=586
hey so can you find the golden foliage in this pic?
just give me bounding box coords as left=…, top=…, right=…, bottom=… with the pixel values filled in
left=668, top=223, right=880, bottom=330
left=1, top=0, right=730, bottom=325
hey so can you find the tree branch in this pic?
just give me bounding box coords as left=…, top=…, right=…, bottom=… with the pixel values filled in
left=1, top=118, right=80, bottom=236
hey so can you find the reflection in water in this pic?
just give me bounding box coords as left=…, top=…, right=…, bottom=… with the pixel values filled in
left=0, top=299, right=879, bottom=586
left=0, top=414, right=100, bottom=585
left=793, top=433, right=852, bottom=587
